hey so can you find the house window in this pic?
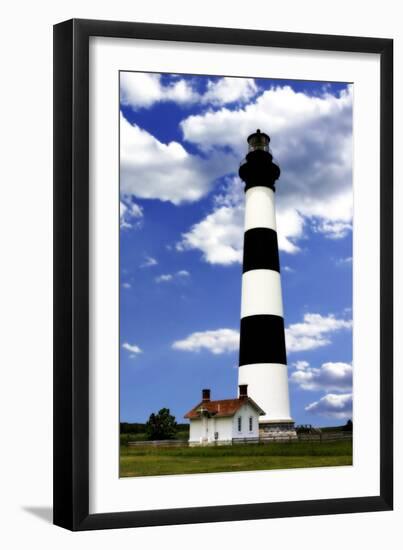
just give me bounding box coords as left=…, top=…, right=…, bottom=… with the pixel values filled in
left=249, top=416, right=253, bottom=431
left=237, top=416, right=242, bottom=432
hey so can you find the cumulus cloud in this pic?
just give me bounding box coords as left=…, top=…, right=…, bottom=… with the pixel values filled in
left=276, top=208, right=305, bottom=253
left=179, top=84, right=353, bottom=243
left=305, top=393, right=352, bottom=419
left=172, top=328, right=239, bottom=354
left=171, top=311, right=350, bottom=357
left=293, top=360, right=309, bottom=370
left=122, top=342, right=143, bottom=359
left=120, top=72, right=198, bottom=109
left=286, top=313, right=352, bottom=353
left=121, top=82, right=353, bottom=264
left=290, top=361, right=352, bottom=391
left=176, top=167, right=309, bottom=264
left=314, top=219, right=352, bottom=239
left=120, top=114, right=235, bottom=204
left=202, top=77, right=258, bottom=106
left=176, top=176, right=304, bottom=264
left=120, top=199, right=143, bottom=229
left=120, top=73, right=259, bottom=110
left=177, top=201, right=244, bottom=265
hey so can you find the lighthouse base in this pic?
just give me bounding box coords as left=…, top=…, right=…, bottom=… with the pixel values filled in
left=259, top=421, right=298, bottom=441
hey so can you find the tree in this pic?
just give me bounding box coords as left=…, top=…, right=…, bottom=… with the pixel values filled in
left=343, top=419, right=353, bottom=432
left=145, top=408, right=178, bottom=440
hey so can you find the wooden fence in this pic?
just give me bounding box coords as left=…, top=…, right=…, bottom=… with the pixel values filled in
left=128, top=439, right=187, bottom=447
left=127, top=432, right=352, bottom=447
left=297, top=432, right=352, bottom=442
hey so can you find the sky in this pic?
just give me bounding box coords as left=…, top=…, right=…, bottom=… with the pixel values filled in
left=119, top=72, right=353, bottom=427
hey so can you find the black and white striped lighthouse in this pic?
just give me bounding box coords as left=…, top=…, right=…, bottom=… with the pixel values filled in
left=238, top=130, right=296, bottom=439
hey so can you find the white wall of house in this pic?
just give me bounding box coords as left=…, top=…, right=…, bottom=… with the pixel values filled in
left=232, top=403, right=260, bottom=440
left=189, top=419, right=203, bottom=443
left=211, top=417, right=233, bottom=443
left=189, top=403, right=260, bottom=444
left=189, top=416, right=233, bottom=444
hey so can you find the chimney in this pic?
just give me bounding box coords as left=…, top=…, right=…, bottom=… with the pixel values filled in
left=202, top=388, right=210, bottom=402
left=239, top=384, right=248, bottom=398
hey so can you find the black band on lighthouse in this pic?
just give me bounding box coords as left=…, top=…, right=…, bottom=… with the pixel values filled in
left=242, top=228, right=280, bottom=274
left=239, top=314, right=287, bottom=366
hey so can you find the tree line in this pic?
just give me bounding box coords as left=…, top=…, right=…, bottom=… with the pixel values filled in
left=121, top=408, right=189, bottom=440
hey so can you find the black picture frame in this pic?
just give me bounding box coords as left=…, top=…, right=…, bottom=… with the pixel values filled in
left=53, top=18, right=393, bottom=531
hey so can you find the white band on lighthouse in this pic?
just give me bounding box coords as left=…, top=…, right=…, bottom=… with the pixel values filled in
left=244, top=186, right=277, bottom=231
left=241, top=269, right=283, bottom=318
left=238, top=364, right=293, bottom=423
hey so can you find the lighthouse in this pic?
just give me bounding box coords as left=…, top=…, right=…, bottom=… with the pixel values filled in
left=238, top=130, right=297, bottom=440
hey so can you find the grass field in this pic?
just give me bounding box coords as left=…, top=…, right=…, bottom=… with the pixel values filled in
left=120, top=439, right=352, bottom=478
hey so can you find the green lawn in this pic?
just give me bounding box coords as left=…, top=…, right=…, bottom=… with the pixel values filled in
left=120, top=440, right=352, bottom=477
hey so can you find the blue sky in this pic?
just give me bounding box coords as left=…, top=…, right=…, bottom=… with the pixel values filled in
left=119, top=72, right=353, bottom=427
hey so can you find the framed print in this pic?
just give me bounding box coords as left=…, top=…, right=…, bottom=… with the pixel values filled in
left=53, top=19, right=393, bottom=530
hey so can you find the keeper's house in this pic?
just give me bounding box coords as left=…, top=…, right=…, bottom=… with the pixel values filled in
left=184, top=385, right=265, bottom=446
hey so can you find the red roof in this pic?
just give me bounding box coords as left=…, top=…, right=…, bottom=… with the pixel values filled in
left=184, top=397, right=265, bottom=419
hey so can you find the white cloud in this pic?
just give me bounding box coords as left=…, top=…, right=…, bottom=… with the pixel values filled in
left=276, top=208, right=305, bottom=253
left=170, top=311, right=350, bottom=358
left=121, top=83, right=353, bottom=265
left=122, top=282, right=131, bottom=289
left=120, top=199, right=143, bottom=229
left=176, top=175, right=305, bottom=264
left=172, top=328, right=239, bottom=355
left=286, top=313, right=352, bottom=353
left=140, top=256, right=158, bottom=268
left=202, top=77, right=258, bottom=106
left=336, top=256, right=353, bottom=266
left=120, top=72, right=198, bottom=109
left=130, top=203, right=143, bottom=218
left=179, top=84, right=352, bottom=248
left=122, top=342, right=142, bottom=359
left=177, top=201, right=244, bottom=265
left=120, top=73, right=259, bottom=110
left=305, top=393, right=352, bottom=419
left=120, top=114, right=235, bottom=205
left=155, top=274, right=173, bottom=283
left=293, top=360, right=309, bottom=370
left=290, top=361, right=352, bottom=391
left=314, top=220, right=352, bottom=239
left=155, top=270, right=191, bottom=283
